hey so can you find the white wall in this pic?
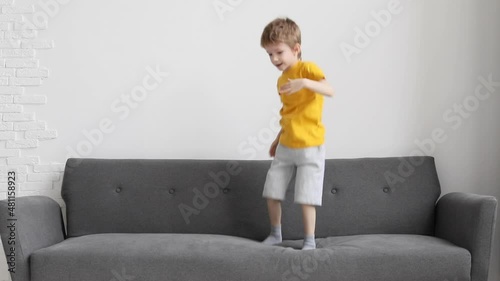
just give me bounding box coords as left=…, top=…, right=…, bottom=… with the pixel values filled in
left=0, top=0, right=499, bottom=280
left=27, top=0, right=427, bottom=162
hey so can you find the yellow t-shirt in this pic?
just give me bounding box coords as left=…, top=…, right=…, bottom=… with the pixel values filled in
left=278, top=61, right=326, bottom=148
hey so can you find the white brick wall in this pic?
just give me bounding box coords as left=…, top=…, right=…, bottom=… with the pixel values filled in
left=0, top=121, right=13, bottom=129
left=3, top=112, right=35, bottom=121
left=5, top=58, right=38, bottom=67
left=0, top=103, right=22, bottom=112
left=13, top=121, right=46, bottom=130
left=2, top=5, right=35, bottom=14
left=0, top=85, right=23, bottom=94
left=2, top=48, right=35, bottom=57
left=0, top=0, right=64, bottom=205
left=14, top=94, right=46, bottom=103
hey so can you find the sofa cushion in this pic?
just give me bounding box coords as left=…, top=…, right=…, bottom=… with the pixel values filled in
left=31, top=233, right=470, bottom=281
left=62, top=157, right=441, bottom=239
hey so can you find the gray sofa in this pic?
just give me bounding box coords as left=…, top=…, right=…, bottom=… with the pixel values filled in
left=1, top=157, right=497, bottom=281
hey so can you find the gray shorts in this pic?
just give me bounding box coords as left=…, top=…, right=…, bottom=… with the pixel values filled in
left=262, top=144, right=326, bottom=206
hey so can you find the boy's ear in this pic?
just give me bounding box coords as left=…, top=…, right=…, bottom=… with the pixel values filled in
left=293, top=43, right=301, bottom=56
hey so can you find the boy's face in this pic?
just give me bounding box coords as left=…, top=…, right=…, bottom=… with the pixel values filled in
left=264, top=42, right=300, bottom=72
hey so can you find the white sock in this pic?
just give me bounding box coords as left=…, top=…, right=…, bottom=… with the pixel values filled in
left=262, top=225, right=282, bottom=245
left=302, top=234, right=316, bottom=250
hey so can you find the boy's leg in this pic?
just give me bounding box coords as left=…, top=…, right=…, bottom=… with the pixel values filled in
left=262, top=144, right=295, bottom=245
left=294, top=145, right=325, bottom=250
left=301, top=204, right=316, bottom=236
left=262, top=199, right=283, bottom=245
left=301, top=204, right=316, bottom=250
left=267, top=198, right=282, bottom=226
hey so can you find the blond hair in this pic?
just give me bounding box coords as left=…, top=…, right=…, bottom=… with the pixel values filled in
left=260, top=17, right=301, bottom=59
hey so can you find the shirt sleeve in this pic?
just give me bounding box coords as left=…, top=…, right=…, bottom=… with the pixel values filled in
left=302, top=62, right=326, bottom=81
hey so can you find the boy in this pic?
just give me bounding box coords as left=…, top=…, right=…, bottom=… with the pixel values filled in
left=260, top=17, right=334, bottom=250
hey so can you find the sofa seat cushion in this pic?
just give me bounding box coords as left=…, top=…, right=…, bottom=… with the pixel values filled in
left=31, top=233, right=470, bottom=281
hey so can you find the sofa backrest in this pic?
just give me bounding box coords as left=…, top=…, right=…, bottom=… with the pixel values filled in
left=61, top=157, right=441, bottom=240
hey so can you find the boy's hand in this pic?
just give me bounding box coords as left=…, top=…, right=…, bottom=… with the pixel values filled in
left=279, top=78, right=306, bottom=95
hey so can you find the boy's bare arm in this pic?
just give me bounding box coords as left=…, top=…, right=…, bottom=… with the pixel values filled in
left=304, top=79, right=334, bottom=97
left=269, top=129, right=283, bottom=157
left=279, top=78, right=334, bottom=97
left=271, top=129, right=283, bottom=145
left=275, top=129, right=283, bottom=140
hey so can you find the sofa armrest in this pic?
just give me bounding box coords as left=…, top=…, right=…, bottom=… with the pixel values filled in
left=0, top=196, right=66, bottom=281
left=435, top=192, right=497, bottom=281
